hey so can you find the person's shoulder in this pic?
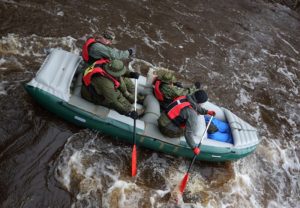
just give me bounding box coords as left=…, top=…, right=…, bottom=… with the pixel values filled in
left=90, top=42, right=107, bottom=49
left=161, top=83, right=177, bottom=91
left=185, top=107, right=198, bottom=120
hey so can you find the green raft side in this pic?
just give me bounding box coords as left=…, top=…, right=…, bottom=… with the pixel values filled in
left=24, top=84, right=258, bottom=162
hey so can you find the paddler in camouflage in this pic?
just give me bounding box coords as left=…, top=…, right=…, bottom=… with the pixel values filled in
left=81, top=30, right=136, bottom=64
left=158, top=90, right=218, bottom=155
left=153, top=69, right=200, bottom=110
left=81, top=59, right=143, bottom=118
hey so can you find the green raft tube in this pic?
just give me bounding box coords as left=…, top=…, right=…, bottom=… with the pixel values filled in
left=25, top=49, right=260, bottom=162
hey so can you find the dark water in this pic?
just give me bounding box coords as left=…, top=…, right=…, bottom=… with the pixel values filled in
left=0, top=0, right=299, bottom=207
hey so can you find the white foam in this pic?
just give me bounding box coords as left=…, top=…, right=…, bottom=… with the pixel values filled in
left=57, top=11, right=64, bottom=16
left=277, top=33, right=299, bottom=55
left=0, top=33, right=80, bottom=57
left=142, top=37, right=156, bottom=49
left=277, top=67, right=296, bottom=81
left=0, top=58, right=6, bottom=65
left=103, top=180, right=143, bottom=208
left=0, top=81, right=7, bottom=95
left=235, top=88, right=251, bottom=106
left=178, top=57, right=191, bottom=73
left=156, top=189, right=170, bottom=198
left=267, top=200, right=280, bottom=208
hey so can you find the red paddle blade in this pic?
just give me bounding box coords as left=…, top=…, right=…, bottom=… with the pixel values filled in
left=131, top=145, right=137, bottom=177
left=179, top=173, right=189, bottom=194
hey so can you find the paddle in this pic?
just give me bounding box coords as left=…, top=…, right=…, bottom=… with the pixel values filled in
left=179, top=115, right=214, bottom=194
left=131, top=79, right=138, bottom=177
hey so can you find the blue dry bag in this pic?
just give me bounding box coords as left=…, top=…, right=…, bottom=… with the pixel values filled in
left=204, top=116, right=233, bottom=144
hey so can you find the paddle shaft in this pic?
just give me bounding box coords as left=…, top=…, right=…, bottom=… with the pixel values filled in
left=179, top=116, right=214, bottom=193
left=131, top=79, right=138, bottom=176
left=187, top=116, right=213, bottom=173
left=187, top=115, right=214, bottom=173
left=133, top=79, right=138, bottom=143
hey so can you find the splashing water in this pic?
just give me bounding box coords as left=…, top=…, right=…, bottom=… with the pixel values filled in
left=1, top=0, right=300, bottom=207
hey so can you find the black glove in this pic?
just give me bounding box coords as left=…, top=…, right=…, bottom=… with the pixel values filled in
left=129, top=71, right=140, bottom=79
left=174, top=82, right=183, bottom=88
left=128, top=47, right=136, bottom=57
left=128, top=111, right=138, bottom=119
left=194, top=81, right=201, bottom=89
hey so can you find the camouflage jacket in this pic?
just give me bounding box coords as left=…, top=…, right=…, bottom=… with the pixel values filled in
left=159, top=83, right=198, bottom=109
left=89, top=42, right=130, bottom=61
left=81, top=75, right=134, bottom=115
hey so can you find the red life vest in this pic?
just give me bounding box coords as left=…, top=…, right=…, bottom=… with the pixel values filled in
left=82, top=59, right=120, bottom=89
left=153, top=79, right=164, bottom=101
left=166, top=96, right=192, bottom=127
left=82, top=37, right=97, bottom=62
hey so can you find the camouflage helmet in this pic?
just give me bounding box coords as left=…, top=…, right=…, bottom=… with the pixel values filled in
left=158, top=70, right=177, bottom=84
left=104, top=59, right=127, bottom=77
left=102, top=30, right=116, bottom=41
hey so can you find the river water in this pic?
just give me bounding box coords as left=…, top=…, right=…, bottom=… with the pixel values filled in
left=0, top=0, right=299, bottom=207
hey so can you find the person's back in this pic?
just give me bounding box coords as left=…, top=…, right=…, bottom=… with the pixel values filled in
left=81, top=30, right=136, bottom=65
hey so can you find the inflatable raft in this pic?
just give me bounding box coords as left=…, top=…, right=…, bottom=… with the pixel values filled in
left=25, top=49, right=260, bottom=162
